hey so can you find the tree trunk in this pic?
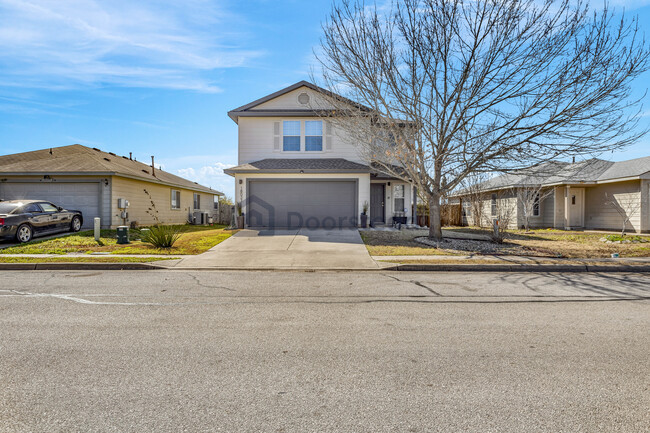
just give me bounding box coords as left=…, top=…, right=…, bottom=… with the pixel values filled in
left=428, top=193, right=443, bottom=241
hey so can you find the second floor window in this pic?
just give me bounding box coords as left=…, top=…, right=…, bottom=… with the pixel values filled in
left=283, top=121, right=301, bottom=151
left=305, top=121, right=323, bottom=151
left=281, top=120, right=324, bottom=152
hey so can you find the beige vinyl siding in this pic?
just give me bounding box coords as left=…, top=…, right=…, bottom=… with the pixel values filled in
left=519, top=189, right=555, bottom=229
left=467, top=192, right=519, bottom=229
left=237, top=117, right=365, bottom=165
left=110, top=176, right=216, bottom=228
left=254, top=87, right=332, bottom=110
left=584, top=180, right=642, bottom=232
left=541, top=193, right=555, bottom=227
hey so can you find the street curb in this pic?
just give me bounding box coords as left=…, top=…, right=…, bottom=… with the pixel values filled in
left=387, top=264, right=650, bottom=272
left=0, top=263, right=157, bottom=271
left=1, top=263, right=649, bottom=272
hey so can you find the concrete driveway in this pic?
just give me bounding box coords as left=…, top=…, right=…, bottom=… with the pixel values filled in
left=172, top=228, right=378, bottom=270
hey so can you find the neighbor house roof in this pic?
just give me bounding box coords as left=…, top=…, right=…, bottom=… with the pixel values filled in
left=224, top=158, right=371, bottom=175
left=227, top=81, right=372, bottom=124
left=453, top=156, right=650, bottom=196
left=0, top=144, right=223, bottom=195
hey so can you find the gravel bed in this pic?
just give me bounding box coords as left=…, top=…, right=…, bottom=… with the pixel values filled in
left=415, top=236, right=547, bottom=256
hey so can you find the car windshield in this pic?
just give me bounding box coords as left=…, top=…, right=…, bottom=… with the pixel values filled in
left=0, top=202, right=20, bottom=214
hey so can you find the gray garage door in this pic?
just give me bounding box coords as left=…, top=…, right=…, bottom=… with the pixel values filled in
left=0, top=182, right=100, bottom=228
left=247, top=180, right=357, bottom=229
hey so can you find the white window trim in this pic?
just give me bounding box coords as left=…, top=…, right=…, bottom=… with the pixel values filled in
left=193, top=193, right=201, bottom=210
left=171, top=189, right=181, bottom=210
left=532, top=192, right=541, bottom=217
left=281, top=120, right=325, bottom=154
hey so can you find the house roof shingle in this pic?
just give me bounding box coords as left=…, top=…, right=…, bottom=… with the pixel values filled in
left=455, top=156, right=650, bottom=195
left=224, top=158, right=370, bottom=175
left=0, top=144, right=223, bottom=195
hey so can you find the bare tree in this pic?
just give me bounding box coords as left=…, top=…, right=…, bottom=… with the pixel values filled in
left=315, top=0, right=649, bottom=240
left=518, top=185, right=554, bottom=232
left=459, top=172, right=491, bottom=227
left=604, top=191, right=642, bottom=236
left=483, top=189, right=517, bottom=243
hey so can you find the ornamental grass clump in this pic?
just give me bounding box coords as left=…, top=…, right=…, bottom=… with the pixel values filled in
left=141, top=225, right=183, bottom=248
left=140, top=188, right=183, bottom=248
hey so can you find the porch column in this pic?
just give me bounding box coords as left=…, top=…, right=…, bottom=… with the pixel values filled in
left=564, top=186, right=571, bottom=229
left=553, top=186, right=564, bottom=229
left=412, top=185, right=417, bottom=225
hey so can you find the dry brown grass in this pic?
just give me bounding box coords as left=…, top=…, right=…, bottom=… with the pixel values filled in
left=360, top=230, right=459, bottom=256
left=362, top=227, right=650, bottom=258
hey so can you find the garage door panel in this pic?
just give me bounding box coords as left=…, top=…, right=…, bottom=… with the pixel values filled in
left=248, top=180, right=356, bottom=228
left=0, top=182, right=100, bottom=228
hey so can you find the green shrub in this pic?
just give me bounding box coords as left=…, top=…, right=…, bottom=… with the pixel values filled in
left=140, top=225, right=184, bottom=248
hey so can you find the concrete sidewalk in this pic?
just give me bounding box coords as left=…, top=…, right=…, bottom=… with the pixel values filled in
left=166, top=228, right=379, bottom=270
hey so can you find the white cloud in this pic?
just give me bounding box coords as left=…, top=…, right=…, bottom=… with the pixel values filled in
left=0, top=0, right=262, bottom=92
left=176, top=161, right=235, bottom=197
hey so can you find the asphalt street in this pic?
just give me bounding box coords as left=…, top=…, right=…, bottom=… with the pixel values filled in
left=1, top=270, right=648, bottom=432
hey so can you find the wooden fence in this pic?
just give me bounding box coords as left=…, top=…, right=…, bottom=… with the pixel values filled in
left=215, top=205, right=234, bottom=225
left=416, top=204, right=463, bottom=227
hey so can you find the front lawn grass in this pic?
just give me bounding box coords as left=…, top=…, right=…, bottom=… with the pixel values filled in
left=0, top=224, right=234, bottom=255
left=362, top=227, right=650, bottom=258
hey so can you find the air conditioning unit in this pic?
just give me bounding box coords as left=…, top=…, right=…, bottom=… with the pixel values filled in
left=192, top=211, right=206, bottom=225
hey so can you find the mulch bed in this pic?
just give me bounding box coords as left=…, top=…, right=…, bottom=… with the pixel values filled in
left=415, top=236, right=554, bottom=257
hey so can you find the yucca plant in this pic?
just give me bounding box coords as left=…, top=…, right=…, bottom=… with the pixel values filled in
left=141, top=225, right=183, bottom=248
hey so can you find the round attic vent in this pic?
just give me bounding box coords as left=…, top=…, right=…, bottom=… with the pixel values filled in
left=298, top=92, right=310, bottom=105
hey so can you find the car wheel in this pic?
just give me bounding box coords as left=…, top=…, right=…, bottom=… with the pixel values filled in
left=70, top=216, right=82, bottom=232
left=16, top=224, right=33, bottom=243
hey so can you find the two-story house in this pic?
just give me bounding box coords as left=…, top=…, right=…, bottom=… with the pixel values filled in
left=224, top=81, right=415, bottom=229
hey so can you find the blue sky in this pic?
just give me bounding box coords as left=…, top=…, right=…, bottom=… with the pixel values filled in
left=1, top=0, right=650, bottom=198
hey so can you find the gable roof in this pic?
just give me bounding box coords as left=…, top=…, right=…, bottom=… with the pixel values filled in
left=0, top=144, right=222, bottom=195
left=227, top=80, right=372, bottom=123
left=596, top=155, right=650, bottom=181
left=224, top=158, right=370, bottom=175
left=455, top=156, right=650, bottom=195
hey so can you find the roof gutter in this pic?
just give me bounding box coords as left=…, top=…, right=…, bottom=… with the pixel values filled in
left=223, top=168, right=371, bottom=176
left=0, top=171, right=223, bottom=195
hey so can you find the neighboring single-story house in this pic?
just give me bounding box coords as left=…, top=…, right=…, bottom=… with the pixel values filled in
left=0, top=144, right=223, bottom=228
left=452, top=157, right=650, bottom=233
left=224, top=81, right=417, bottom=228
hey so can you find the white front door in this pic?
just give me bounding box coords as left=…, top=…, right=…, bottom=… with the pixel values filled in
left=568, top=188, right=584, bottom=227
